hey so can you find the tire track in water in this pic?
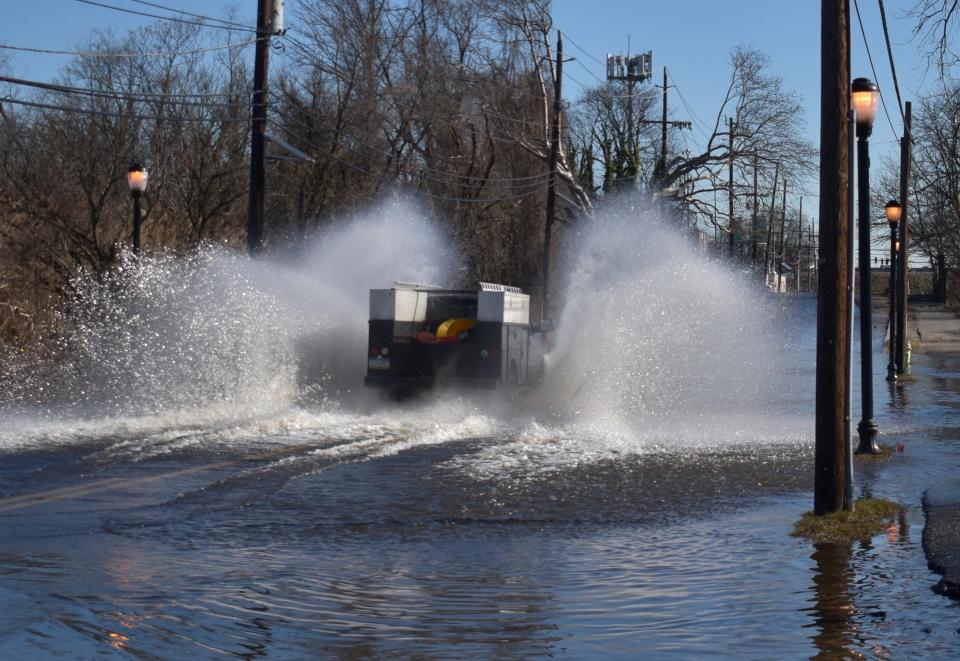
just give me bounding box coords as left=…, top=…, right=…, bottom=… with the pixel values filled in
left=0, top=437, right=358, bottom=513
left=0, top=418, right=490, bottom=513
left=166, top=433, right=410, bottom=507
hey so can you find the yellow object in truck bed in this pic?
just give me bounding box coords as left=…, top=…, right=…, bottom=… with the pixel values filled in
left=436, top=318, right=476, bottom=340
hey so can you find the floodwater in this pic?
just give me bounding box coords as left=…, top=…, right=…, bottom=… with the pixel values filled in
left=2, top=202, right=959, bottom=658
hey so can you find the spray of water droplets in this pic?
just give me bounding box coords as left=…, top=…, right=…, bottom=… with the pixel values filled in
left=0, top=197, right=452, bottom=419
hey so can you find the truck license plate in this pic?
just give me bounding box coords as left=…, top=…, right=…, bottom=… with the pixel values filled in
left=368, top=356, right=390, bottom=370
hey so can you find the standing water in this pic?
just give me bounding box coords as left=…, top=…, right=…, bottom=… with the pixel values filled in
left=0, top=196, right=957, bottom=658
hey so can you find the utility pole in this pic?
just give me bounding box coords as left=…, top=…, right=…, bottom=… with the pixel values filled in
left=778, top=176, right=788, bottom=285
left=764, top=162, right=780, bottom=283
left=796, top=197, right=804, bottom=292
left=627, top=74, right=636, bottom=179
left=661, top=66, right=669, bottom=181
left=815, top=0, right=852, bottom=514
left=541, top=31, right=563, bottom=322
left=752, top=156, right=759, bottom=268
left=247, top=0, right=274, bottom=255
left=728, top=117, right=735, bottom=259
left=896, top=101, right=912, bottom=374
left=606, top=46, right=651, bottom=187
left=606, top=62, right=692, bottom=191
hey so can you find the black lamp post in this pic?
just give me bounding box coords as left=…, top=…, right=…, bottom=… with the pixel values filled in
left=852, top=77, right=881, bottom=454
left=885, top=200, right=901, bottom=382
left=126, top=163, right=148, bottom=254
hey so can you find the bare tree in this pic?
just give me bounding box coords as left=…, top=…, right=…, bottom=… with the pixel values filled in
left=911, top=0, right=960, bottom=76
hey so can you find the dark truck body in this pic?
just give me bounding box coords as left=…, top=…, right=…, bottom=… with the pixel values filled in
left=364, top=281, right=544, bottom=393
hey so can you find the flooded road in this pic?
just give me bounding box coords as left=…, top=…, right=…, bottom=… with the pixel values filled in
left=1, top=345, right=959, bottom=658
left=2, top=210, right=959, bottom=657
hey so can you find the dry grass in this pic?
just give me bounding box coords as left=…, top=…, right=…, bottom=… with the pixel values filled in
left=854, top=443, right=895, bottom=461
left=792, top=498, right=900, bottom=544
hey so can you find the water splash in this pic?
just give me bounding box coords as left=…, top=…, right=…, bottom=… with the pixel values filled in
left=1, top=248, right=296, bottom=420
left=0, top=196, right=453, bottom=429
left=0, top=193, right=812, bottom=468
left=518, top=197, right=812, bottom=461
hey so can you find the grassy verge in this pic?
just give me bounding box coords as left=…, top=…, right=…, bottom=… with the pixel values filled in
left=792, top=498, right=900, bottom=544
left=854, top=443, right=895, bottom=461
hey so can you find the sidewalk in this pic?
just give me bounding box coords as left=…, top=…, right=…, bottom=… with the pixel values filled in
left=905, top=300, right=960, bottom=354
left=900, top=298, right=960, bottom=597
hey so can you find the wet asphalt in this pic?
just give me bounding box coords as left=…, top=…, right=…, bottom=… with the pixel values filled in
left=901, top=299, right=960, bottom=599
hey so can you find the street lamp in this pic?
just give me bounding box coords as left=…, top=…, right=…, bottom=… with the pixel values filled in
left=885, top=200, right=901, bottom=382
left=126, top=163, right=148, bottom=254
left=853, top=78, right=881, bottom=454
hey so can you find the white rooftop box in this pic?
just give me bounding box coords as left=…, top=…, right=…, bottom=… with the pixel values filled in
left=369, top=281, right=529, bottom=325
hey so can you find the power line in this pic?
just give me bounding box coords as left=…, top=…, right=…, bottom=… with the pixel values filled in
left=74, top=0, right=258, bottom=32
left=852, top=0, right=900, bottom=138
left=0, top=75, right=254, bottom=107
left=571, top=57, right=606, bottom=85
left=272, top=106, right=549, bottom=188
left=0, top=38, right=259, bottom=59
left=877, top=0, right=906, bottom=122
left=667, top=71, right=713, bottom=143
left=561, top=32, right=606, bottom=67
left=126, top=0, right=255, bottom=31
left=281, top=30, right=561, bottom=123
left=269, top=118, right=547, bottom=205
left=0, top=95, right=251, bottom=122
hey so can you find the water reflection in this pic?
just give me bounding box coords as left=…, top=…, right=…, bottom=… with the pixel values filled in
left=807, top=543, right=861, bottom=659
left=887, top=380, right=908, bottom=412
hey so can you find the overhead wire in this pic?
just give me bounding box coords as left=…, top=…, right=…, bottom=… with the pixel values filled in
left=666, top=69, right=712, bottom=143
left=0, top=75, right=255, bottom=108
left=126, top=0, right=255, bottom=31
left=852, top=0, right=900, bottom=138
left=561, top=32, right=607, bottom=68
left=0, top=95, right=251, bottom=122
left=271, top=105, right=549, bottom=188
left=877, top=0, right=906, bottom=123
left=268, top=118, right=547, bottom=205
left=0, top=38, right=259, bottom=59
left=571, top=57, right=606, bottom=85
left=275, top=32, right=560, bottom=184
left=280, top=29, right=563, bottom=127
left=74, top=0, right=258, bottom=32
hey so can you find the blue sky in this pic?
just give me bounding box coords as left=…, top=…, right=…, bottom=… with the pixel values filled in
left=551, top=1, right=931, bottom=195
left=2, top=1, right=936, bottom=219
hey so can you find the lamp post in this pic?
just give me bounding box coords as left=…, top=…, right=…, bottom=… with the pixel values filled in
left=852, top=77, right=881, bottom=454
left=885, top=200, right=901, bottom=382
left=126, top=163, right=148, bottom=254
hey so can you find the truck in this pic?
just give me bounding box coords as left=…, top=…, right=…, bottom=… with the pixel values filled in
left=364, top=281, right=546, bottom=395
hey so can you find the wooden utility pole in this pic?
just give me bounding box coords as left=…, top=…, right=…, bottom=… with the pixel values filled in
left=643, top=68, right=691, bottom=188
left=541, top=31, right=563, bottom=321
left=796, top=197, right=804, bottom=292
left=661, top=67, right=668, bottom=178
left=752, top=156, right=759, bottom=267
left=896, top=101, right=912, bottom=373
left=778, top=176, right=788, bottom=284
left=247, top=0, right=273, bottom=255
left=815, top=0, right=852, bottom=514
left=764, top=162, right=780, bottom=281
left=728, top=117, right=735, bottom=259
left=627, top=74, right=636, bottom=181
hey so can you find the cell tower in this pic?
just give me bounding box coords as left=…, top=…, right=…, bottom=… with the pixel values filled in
left=606, top=50, right=652, bottom=83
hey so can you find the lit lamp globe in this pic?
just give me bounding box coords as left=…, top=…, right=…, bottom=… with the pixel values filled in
left=851, top=78, right=880, bottom=137
left=884, top=199, right=901, bottom=227
left=127, top=163, right=148, bottom=194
